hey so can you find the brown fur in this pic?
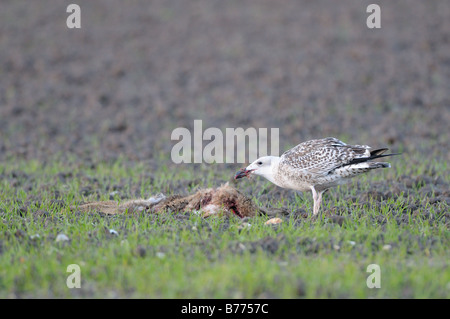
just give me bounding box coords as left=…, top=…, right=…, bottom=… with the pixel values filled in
left=72, top=183, right=258, bottom=218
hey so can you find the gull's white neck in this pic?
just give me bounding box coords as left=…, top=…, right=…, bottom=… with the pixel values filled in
left=257, top=156, right=282, bottom=186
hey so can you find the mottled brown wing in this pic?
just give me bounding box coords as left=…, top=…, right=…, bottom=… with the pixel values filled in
left=281, top=137, right=345, bottom=158
left=280, top=138, right=369, bottom=176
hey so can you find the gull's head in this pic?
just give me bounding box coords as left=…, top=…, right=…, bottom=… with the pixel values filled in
left=234, top=156, right=280, bottom=180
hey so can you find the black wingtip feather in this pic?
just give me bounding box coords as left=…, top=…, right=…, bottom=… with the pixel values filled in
left=346, top=151, right=401, bottom=166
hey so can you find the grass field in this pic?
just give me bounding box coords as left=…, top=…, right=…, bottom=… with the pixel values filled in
left=1, top=152, right=449, bottom=298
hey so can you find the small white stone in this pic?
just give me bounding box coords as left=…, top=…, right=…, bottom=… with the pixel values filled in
left=382, top=244, right=392, bottom=251
left=156, top=252, right=165, bottom=259
left=55, top=234, right=69, bottom=242
left=348, top=241, right=356, bottom=246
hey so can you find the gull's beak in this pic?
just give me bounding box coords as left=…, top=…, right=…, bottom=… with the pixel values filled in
left=234, top=168, right=255, bottom=180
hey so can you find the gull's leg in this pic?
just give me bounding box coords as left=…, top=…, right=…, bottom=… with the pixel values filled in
left=310, top=187, right=326, bottom=216
left=310, top=186, right=320, bottom=215
left=317, top=190, right=323, bottom=212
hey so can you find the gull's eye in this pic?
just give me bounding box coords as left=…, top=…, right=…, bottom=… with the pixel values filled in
left=257, top=161, right=263, bottom=165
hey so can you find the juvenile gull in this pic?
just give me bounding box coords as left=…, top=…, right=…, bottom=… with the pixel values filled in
left=235, top=137, right=398, bottom=215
